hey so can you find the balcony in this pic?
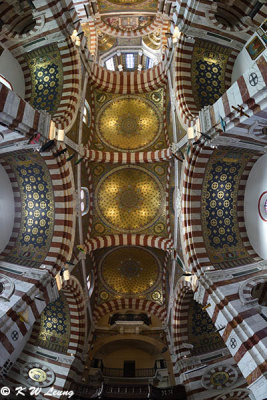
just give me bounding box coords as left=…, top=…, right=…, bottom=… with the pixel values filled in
left=103, top=367, right=155, bottom=378
left=71, top=383, right=187, bottom=399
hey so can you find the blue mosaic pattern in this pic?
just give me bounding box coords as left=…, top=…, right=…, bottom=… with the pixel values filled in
left=204, top=160, right=241, bottom=248
left=189, top=301, right=224, bottom=356
left=3, top=152, right=54, bottom=267
left=201, top=150, right=253, bottom=268
left=37, top=292, right=70, bottom=354
left=191, top=40, right=230, bottom=110
left=26, top=44, right=63, bottom=115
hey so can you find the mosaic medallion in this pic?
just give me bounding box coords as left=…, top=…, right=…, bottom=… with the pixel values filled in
left=100, top=247, right=161, bottom=295
left=95, top=166, right=163, bottom=232
left=202, top=366, right=238, bottom=390
left=22, top=363, right=55, bottom=388
left=95, top=95, right=162, bottom=152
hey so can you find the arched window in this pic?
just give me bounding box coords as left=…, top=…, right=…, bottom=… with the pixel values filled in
left=0, top=75, right=13, bottom=90
left=83, top=99, right=91, bottom=127
left=80, top=187, right=89, bottom=216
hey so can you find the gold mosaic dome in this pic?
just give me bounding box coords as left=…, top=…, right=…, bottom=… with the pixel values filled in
left=95, top=95, right=162, bottom=152
left=95, top=166, right=163, bottom=232
left=100, top=247, right=161, bottom=295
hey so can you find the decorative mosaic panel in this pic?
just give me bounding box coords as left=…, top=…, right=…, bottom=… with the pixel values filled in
left=188, top=300, right=225, bottom=356
left=36, top=292, right=70, bottom=354
left=102, top=16, right=155, bottom=32
left=201, top=149, right=254, bottom=268
left=26, top=44, right=63, bottom=114
left=98, top=0, right=158, bottom=13
left=3, top=152, right=54, bottom=267
left=95, top=246, right=165, bottom=304
left=91, top=89, right=167, bottom=152
left=191, top=39, right=231, bottom=110
left=89, top=163, right=168, bottom=237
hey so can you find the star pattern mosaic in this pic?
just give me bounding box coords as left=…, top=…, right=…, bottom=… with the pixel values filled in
left=37, top=292, right=70, bottom=354
left=191, top=39, right=231, bottom=110
left=188, top=300, right=225, bottom=356
left=26, top=44, right=63, bottom=114
left=3, top=152, right=54, bottom=268
left=201, top=150, right=254, bottom=268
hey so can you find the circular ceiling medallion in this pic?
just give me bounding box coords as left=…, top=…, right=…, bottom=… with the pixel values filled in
left=100, top=247, right=161, bottom=295
left=258, top=191, right=267, bottom=222
left=95, top=95, right=162, bottom=152
left=21, top=363, right=55, bottom=387
left=28, top=368, right=47, bottom=383
left=95, top=166, right=163, bottom=232
left=202, top=366, right=238, bottom=390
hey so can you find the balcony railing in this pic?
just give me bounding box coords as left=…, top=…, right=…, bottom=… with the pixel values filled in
left=103, top=367, right=155, bottom=378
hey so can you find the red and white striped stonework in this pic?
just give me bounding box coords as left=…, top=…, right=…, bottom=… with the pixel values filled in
left=62, top=276, right=87, bottom=357
left=95, top=15, right=164, bottom=38
left=0, top=159, right=21, bottom=259
left=182, top=141, right=262, bottom=273
left=195, top=265, right=267, bottom=389
left=82, top=147, right=173, bottom=163
left=174, top=34, right=198, bottom=127
left=172, top=0, right=267, bottom=50
left=41, top=148, right=76, bottom=276
left=85, top=234, right=174, bottom=253
left=88, top=61, right=168, bottom=94
left=200, top=54, right=267, bottom=150
left=173, top=34, right=239, bottom=127
left=172, top=280, right=193, bottom=365
left=215, top=388, right=251, bottom=400
left=52, top=39, right=81, bottom=131
left=93, top=298, right=167, bottom=324
left=0, top=263, right=58, bottom=372
left=0, top=83, right=51, bottom=145
left=239, top=275, right=267, bottom=305
left=5, top=276, right=86, bottom=398
left=182, top=141, right=213, bottom=273
left=237, top=155, right=262, bottom=259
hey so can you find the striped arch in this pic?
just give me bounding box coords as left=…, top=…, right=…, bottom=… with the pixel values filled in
left=62, top=276, right=87, bottom=356
left=52, top=39, right=81, bottom=131
left=173, top=34, right=238, bottom=127
left=0, top=158, right=21, bottom=259
left=93, top=298, right=167, bottom=323
left=239, top=273, right=267, bottom=305
left=28, top=276, right=86, bottom=357
left=95, top=14, right=163, bottom=38
left=88, top=62, right=167, bottom=94
left=172, top=280, right=193, bottom=361
left=214, top=388, right=252, bottom=400
left=82, top=147, right=173, bottom=164
left=41, top=147, right=76, bottom=276
left=182, top=141, right=261, bottom=273
left=85, top=234, right=174, bottom=253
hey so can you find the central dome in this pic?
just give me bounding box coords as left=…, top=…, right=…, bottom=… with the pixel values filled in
left=100, top=247, right=161, bottom=295
left=95, top=166, right=163, bottom=232
left=96, top=96, right=162, bottom=151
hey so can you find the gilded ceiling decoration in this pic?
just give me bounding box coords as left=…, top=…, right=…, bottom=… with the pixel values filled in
left=98, top=32, right=116, bottom=52
left=98, top=0, right=157, bottom=13
left=102, top=16, right=155, bottom=32
left=191, top=39, right=231, bottom=110
left=2, top=152, right=54, bottom=268
left=26, top=44, right=63, bottom=115
left=100, top=247, right=161, bottom=295
left=143, top=30, right=161, bottom=50
left=188, top=299, right=225, bottom=356
left=94, top=92, right=164, bottom=152
left=201, top=149, right=255, bottom=269
left=88, top=162, right=168, bottom=237
left=95, top=166, right=163, bottom=232
left=36, top=292, right=70, bottom=354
